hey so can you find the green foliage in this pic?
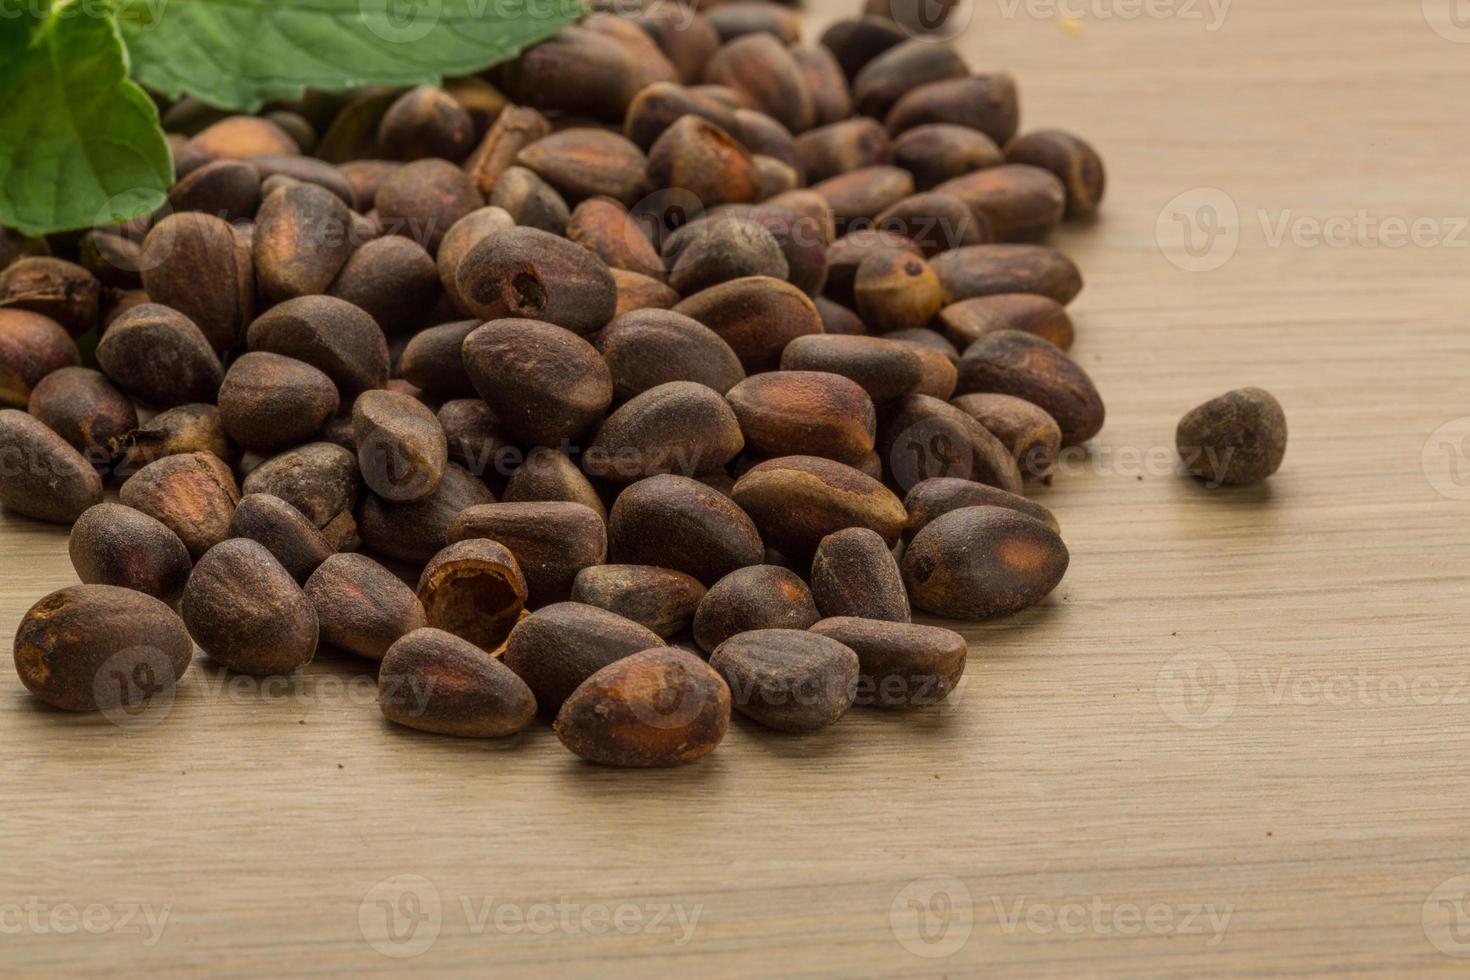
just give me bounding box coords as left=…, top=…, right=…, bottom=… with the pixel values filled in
left=117, top=0, right=581, bottom=112
left=0, top=0, right=173, bottom=236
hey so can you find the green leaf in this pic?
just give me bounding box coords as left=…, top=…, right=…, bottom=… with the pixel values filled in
left=117, top=0, right=584, bottom=113
left=0, top=0, right=173, bottom=236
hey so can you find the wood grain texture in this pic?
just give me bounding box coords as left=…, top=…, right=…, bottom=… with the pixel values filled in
left=5, top=0, right=1470, bottom=973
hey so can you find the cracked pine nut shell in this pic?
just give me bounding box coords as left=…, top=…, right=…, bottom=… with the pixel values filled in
left=0, top=257, right=101, bottom=337
left=417, top=538, right=528, bottom=652
left=113, top=404, right=236, bottom=477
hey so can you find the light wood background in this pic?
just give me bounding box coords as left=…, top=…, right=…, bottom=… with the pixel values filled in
left=5, top=0, right=1470, bottom=974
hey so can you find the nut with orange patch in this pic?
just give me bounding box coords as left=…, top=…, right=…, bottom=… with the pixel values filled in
left=901, top=504, right=1069, bottom=619
left=725, top=370, right=876, bottom=464
left=0, top=309, right=79, bottom=408
left=118, top=451, right=239, bottom=560
left=14, top=584, right=193, bottom=712
left=554, top=647, right=730, bottom=767
left=730, top=455, right=907, bottom=561
left=305, top=553, right=426, bottom=661
left=692, top=565, right=821, bottom=653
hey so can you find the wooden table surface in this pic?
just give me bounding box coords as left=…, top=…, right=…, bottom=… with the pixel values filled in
left=5, top=0, right=1470, bottom=974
